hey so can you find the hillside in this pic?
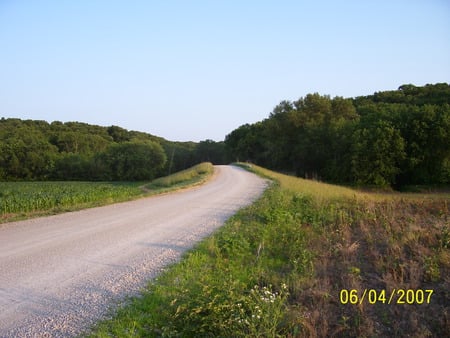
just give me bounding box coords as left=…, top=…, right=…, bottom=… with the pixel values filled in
left=0, top=119, right=225, bottom=181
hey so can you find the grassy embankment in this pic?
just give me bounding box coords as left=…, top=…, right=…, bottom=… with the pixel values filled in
left=142, top=162, right=214, bottom=193
left=0, top=162, right=213, bottom=223
left=87, top=163, right=449, bottom=337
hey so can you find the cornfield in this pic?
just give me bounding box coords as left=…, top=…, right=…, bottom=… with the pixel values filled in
left=0, top=181, right=140, bottom=216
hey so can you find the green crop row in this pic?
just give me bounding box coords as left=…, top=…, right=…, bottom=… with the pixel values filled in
left=0, top=163, right=215, bottom=223
left=0, top=181, right=141, bottom=217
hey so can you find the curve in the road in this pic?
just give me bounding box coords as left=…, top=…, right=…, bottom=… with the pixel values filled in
left=0, top=165, right=268, bottom=337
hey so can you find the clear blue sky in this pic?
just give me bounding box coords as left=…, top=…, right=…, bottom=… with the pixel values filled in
left=1, top=1, right=449, bottom=141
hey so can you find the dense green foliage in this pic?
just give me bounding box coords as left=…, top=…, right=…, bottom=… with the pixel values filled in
left=0, top=119, right=225, bottom=181
left=2, top=83, right=448, bottom=186
left=225, top=83, right=450, bottom=187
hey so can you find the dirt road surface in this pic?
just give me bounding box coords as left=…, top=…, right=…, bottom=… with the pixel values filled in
left=0, top=165, right=268, bottom=337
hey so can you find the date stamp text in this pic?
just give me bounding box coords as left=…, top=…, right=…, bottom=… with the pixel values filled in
left=339, top=289, right=434, bottom=305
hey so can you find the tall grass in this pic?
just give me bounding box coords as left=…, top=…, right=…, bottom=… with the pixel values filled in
left=87, top=164, right=449, bottom=337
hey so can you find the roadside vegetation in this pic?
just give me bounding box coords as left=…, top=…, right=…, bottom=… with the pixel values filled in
left=0, top=162, right=213, bottom=223
left=144, top=162, right=214, bottom=192
left=87, top=164, right=449, bottom=337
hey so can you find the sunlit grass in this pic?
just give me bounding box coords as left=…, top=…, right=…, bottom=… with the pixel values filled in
left=145, top=162, right=213, bottom=190
left=240, top=163, right=360, bottom=199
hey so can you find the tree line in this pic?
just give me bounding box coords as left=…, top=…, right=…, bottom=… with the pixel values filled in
left=225, top=83, right=450, bottom=188
left=2, top=83, right=449, bottom=186
left=0, top=119, right=226, bottom=181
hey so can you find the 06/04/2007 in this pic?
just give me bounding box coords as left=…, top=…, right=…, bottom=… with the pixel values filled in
left=339, top=289, right=434, bottom=305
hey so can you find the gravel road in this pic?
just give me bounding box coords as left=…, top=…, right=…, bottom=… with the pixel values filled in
left=0, top=165, right=268, bottom=337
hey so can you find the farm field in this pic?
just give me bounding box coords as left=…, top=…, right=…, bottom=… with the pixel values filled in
left=87, top=164, right=449, bottom=337
left=0, top=162, right=213, bottom=223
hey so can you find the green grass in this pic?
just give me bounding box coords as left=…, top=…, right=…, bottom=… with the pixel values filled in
left=143, top=162, right=214, bottom=192
left=0, top=162, right=214, bottom=223
left=86, top=163, right=449, bottom=337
